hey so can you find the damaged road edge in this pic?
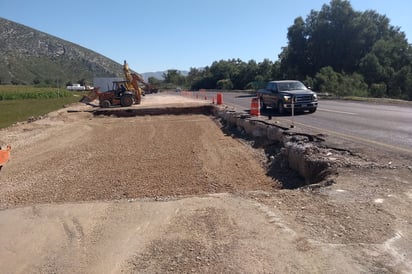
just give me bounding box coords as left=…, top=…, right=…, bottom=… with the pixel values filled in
left=213, top=109, right=340, bottom=188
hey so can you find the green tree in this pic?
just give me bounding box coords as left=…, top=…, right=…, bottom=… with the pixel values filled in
left=314, top=66, right=367, bottom=97
left=369, top=83, right=387, bottom=98
left=389, top=66, right=412, bottom=99
left=210, top=60, right=234, bottom=83
left=314, top=66, right=340, bottom=94
left=148, top=76, right=162, bottom=86
left=216, top=79, right=233, bottom=90
left=359, top=52, right=386, bottom=85
left=257, top=59, right=274, bottom=82
left=280, top=17, right=308, bottom=79
left=163, top=70, right=186, bottom=86
left=188, top=67, right=215, bottom=90
left=279, top=0, right=412, bottom=99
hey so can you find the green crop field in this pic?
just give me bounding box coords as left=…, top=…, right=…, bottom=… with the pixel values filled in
left=0, top=85, right=83, bottom=129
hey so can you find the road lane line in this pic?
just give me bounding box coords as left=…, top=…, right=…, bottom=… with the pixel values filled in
left=225, top=100, right=411, bottom=154
left=291, top=121, right=412, bottom=155
left=318, top=108, right=357, bottom=115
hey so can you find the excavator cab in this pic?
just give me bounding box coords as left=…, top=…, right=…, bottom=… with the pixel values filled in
left=113, top=81, right=128, bottom=97
left=94, top=81, right=134, bottom=108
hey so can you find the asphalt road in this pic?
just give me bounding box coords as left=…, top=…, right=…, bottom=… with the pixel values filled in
left=201, top=91, right=412, bottom=158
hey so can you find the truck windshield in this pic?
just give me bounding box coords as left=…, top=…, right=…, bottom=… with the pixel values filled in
left=278, top=81, right=306, bottom=91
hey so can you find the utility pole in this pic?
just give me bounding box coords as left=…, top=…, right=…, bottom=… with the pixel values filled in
left=291, top=95, right=295, bottom=128
left=56, top=79, right=60, bottom=97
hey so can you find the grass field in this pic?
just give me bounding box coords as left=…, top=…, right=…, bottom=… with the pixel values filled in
left=0, top=85, right=83, bottom=129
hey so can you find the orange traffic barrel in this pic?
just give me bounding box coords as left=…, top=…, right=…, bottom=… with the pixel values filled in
left=216, top=93, right=223, bottom=105
left=0, top=145, right=11, bottom=167
left=250, top=97, right=260, bottom=116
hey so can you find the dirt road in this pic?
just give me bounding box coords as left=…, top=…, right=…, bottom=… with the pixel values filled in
left=0, top=94, right=411, bottom=273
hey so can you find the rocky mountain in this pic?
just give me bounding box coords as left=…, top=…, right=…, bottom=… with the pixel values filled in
left=0, top=17, right=124, bottom=86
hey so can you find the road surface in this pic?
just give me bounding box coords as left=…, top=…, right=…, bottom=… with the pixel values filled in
left=203, top=91, right=412, bottom=158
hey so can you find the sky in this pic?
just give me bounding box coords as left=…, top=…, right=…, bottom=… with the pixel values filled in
left=1, top=0, right=411, bottom=73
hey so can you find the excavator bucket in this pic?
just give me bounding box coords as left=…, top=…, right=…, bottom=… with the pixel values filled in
left=79, top=95, right=91, bottom=103
left=0, top=145, right=11, bottom=170
left=79, top=88, right=100, bottom=104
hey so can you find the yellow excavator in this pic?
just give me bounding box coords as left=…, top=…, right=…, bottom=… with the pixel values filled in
left=122, top=60, right=143, bottom=103
left=80, top=60, right=156, bottom=107
left=125, top=62, right=159, bottom=95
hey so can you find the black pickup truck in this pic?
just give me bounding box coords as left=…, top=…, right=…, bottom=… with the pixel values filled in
left=257, top=80, right=318, bottom=114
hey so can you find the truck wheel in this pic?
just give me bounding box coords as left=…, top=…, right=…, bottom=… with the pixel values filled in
left=100, top=100, right=111, bottom=108
left=260, top=98, right=267, bottom=110
left=308, top=107, right=317, bottom=113
left=120, top=95, right=133, bottom=107
left=277, top=101, right=284, bottom=115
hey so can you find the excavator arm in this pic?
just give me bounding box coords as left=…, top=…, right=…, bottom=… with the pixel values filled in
left=131, top=73, right=151, bottom=91
left=124, top=61, right=158, bottom=94
left=123, top=60, right=147, bottom=91
left=123, top=60, right=134, bottom=90
left=123, top=60, right=143, bottom=104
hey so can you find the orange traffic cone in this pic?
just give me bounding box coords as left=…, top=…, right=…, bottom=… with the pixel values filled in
left=216, top=93, right=223, bottom=105
left=0, top=145, right=11, bottom=170
left=250, top=98, right=260, bottom=116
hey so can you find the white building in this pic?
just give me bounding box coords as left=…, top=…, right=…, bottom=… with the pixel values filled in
left=93, top=78, right=124, bottom=92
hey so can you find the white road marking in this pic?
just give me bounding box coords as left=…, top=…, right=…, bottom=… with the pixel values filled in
left=289, top=121, right=412, bottom=155
left=318, top=108, right=357, bottom=115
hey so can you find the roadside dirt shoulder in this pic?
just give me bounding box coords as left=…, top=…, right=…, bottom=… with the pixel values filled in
left=0, top=97, right=411, bottom=273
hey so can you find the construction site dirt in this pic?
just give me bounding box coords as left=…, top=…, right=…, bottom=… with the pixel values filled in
left=0, top=93, right=411, bottom=273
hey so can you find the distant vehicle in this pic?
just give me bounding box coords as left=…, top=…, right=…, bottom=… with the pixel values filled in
left=66, top=84, right=86, bottom=91
left=257, top=80, right=318, bottom=114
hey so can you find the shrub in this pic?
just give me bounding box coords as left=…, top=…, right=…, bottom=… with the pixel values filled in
left=314, top=67, right=368, bottom=97
left=216, top=79, right=233, bottom=90
left=0, top=85, right=72, bottom=101
left=369, top=83, right=387, bottom=98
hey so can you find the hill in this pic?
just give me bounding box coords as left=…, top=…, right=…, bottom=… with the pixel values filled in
left=0, top=17, right=124, bottom=86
